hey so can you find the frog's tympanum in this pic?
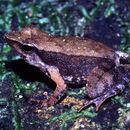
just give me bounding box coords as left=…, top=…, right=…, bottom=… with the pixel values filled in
left=5, top=26, right=130, bottom=111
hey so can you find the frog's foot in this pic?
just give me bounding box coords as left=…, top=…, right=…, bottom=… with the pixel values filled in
left=30, top=90, right=66, bottom=107
left=30, top=97, right=56, bottom=107
left=30, top=66, right=67, bottom=107
left=30, top=98, right=48, bottom=106
left=79, top=84, right=125, bottom=112
left=79, top=96, right=105, bottom=112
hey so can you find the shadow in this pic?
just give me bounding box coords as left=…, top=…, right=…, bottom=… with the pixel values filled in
left=5, top=59, right=56, bottom=89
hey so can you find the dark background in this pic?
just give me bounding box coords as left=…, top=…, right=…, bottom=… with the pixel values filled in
left=0, top=0, right=130, bottom=130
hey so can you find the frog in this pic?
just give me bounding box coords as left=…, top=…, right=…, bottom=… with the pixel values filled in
left=5, top=26, right=130, bottom=111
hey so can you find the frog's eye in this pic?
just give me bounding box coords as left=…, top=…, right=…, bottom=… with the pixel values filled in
left=21, top=45, right=35, bottom=54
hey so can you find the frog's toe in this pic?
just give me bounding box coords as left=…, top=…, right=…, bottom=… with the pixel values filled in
left=79, top=98, right=102, bottom=112
left=30, top=98, right=40, bottom=104
left=30, top=96, right=59, bottom=107
left=30, top=98, right=49, bottom=107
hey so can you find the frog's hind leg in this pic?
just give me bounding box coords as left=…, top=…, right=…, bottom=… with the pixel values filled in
left=79, top=84, right=125, bottom=112
left=80, top=66, right=126, bottom=112
left=31, top=66, right=67, bottom=107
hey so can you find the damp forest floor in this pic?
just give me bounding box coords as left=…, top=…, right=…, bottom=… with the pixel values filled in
left=0, top=0, right=130, bottom=130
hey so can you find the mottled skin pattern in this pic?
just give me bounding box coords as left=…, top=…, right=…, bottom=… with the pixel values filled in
left=5, top=26, right=130, bottom=111
left=37, top=50, right=115, bottom=84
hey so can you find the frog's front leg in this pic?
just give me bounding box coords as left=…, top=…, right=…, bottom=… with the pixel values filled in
left=31, top=66, right=67, bottom=106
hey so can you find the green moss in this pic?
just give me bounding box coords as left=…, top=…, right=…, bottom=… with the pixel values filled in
left=49, top=108, right=97, bottom=129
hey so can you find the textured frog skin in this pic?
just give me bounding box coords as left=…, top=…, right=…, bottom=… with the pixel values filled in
left=5, top=26, right=130, bottom=111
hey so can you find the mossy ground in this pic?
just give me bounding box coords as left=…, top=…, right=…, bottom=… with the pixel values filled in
left=0, top=0, right=130, bottom=130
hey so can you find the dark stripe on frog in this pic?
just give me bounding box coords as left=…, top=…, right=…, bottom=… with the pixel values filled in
left=36, top=50, right=115, bottom=84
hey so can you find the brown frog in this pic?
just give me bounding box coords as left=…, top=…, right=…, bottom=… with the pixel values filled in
left=5, top=26, right=130, bottom=111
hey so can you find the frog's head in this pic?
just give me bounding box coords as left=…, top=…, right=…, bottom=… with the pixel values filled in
left=5, top=26, right=47, bottom=68
left=5, top=26, right=49, bottom=56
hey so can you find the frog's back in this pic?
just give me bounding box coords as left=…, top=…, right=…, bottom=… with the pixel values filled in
left=19, top=26, right=116, bottom=60
left=34, top=33, right=116, bottom=59
left=6, top=26, right=117, bottom=60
